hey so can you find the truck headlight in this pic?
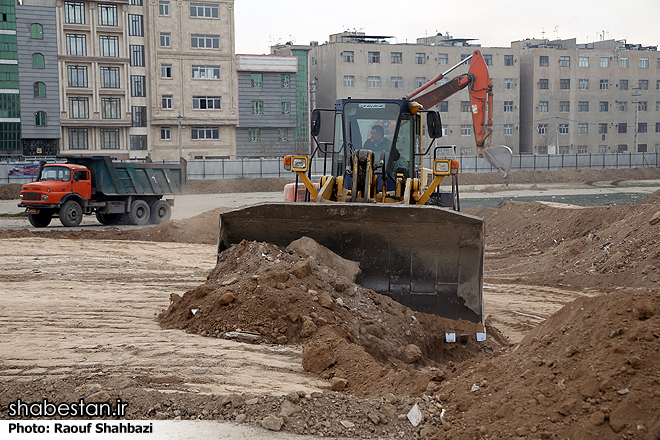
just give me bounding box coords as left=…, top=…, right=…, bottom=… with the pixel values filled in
left=434, top=160, right=450, bottom=174
left=292, top=158, right=307, bottom=169
left=42, top=195, right=49, bottom=201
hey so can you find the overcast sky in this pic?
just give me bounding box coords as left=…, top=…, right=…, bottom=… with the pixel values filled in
left=235, top=0, right=659, bottom=55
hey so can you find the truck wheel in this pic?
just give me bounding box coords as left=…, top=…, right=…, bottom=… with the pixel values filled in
left=128, top=199, right=150, bottom=225
left=149, top=200, right=171, bottom=224
left=59, top=200, right=83, bottom=227
left=96, top=212, right=123, bottom=225
left=28, top=211, right=52, bottom=228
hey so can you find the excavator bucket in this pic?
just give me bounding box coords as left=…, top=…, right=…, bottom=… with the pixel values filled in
left=218, top=203, right=484, bottom=323
left=483, top=145, right=514, bottom=179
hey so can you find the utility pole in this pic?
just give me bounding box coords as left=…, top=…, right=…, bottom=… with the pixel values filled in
left=178, top=112, right=182, bottom=158
left=632, top=86, right=640, bottom=153
left=555, top=112, right=559, bottom=154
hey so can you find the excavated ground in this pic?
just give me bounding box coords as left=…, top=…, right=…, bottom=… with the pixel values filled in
left=1, top=168, right=659, bottom=439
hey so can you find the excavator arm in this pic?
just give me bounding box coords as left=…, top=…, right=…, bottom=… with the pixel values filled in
left=407, top=50, right=512, bottom=178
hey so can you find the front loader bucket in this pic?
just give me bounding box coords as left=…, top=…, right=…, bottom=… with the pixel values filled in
left=218, top=203, right=484, bottom=323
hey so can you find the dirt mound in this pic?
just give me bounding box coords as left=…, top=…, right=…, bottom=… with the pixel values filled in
left=465, top=200, right=660, bottom=290
left=637, top=188, right=660, bottom=205
left=0, top=183, right=21, bottom=200
left=458, top=167, right=660, bottom=186
left=186, top=177, right=293, bottom=195
left=159, top=239, right=491, bottom=398
left=425, top=289, right=660, bottom=440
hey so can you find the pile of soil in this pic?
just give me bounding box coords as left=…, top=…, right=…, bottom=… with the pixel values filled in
left=186, top=177, right=294, bottom=195
left=159, top=238, right=492, bottom=399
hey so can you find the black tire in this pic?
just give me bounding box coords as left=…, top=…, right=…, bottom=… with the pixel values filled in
left=149, top=200, right=171, bottom=224
left=128, top=199, right=150, bottom=225
left=28, top=211, right=52, bottom=228
left=59, top=200, right=83, bottom=227
left=96, top=212, right=124, bottom=225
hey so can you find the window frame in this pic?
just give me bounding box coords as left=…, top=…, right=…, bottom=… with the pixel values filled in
left=69, top=97, right=89, bottom=119
left=100, top=128, right=120, bottom=149
left=97, top=4, right=118, bottom=26
left=160, top=33, right=171, bottom=48
left=159, top=1, right=170, bottom=16
left=161, top=126, right=171, bottom=140
left=391, top=52, right=402, bottom=64
left=192, top=65, right=220, bottom=79
left=100, top=66, right=120, bottom=88
left=162, top=95, right=173, bottom=109
left=368, top=51, right=380, bottom=63
left=34, top=110, right=47, bottom=125
left=68, top=128, right=88, bottom=150
left=101, top=97, right=121, bottom=119
left=190, top=3, right=219, bottom=18
left=64, top=2, right=85, bottom=24
left=191, top=34, right=220, bottom=49
left=67, top=65, right=88, bottom=87
left=99, top=35, right=119, bottom=57
left=193, top=96, right=222, bottom=110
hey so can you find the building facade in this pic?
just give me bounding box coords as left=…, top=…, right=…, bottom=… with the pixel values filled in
left=235, top=54, right=297, bottom=157
left=518, top=38, right=660, bottom=154
left=0, top=0, right=21, bottom=158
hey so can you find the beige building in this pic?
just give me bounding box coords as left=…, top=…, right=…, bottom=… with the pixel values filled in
left=56, top=0, right=237, bottom=160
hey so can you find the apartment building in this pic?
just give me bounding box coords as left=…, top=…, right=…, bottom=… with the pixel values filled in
left=0, top=0, right=21, bottom=158
left=309, top=31, right=520, bottom=155
left=518, top=38, right=660, bottom=154
left=235, top=54, right=297, bottom=157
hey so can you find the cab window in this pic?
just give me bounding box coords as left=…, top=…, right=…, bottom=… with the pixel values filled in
left=41, top=166, right=72, bottom=181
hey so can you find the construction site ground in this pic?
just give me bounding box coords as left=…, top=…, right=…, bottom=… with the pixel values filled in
left=1, top=167, right=659, bottom=439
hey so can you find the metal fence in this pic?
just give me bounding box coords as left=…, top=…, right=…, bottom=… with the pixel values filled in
left=2, top=152, right=660, bottom=184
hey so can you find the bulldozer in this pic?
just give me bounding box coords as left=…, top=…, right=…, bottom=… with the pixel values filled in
left=218, top=50, right=512, bottom=324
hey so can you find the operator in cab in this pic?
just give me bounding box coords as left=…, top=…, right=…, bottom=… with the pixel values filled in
left=363, top=124, right=407, bottom=177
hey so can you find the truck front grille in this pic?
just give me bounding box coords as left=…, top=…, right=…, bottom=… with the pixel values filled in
left=22, top=192, right=42, bottom=201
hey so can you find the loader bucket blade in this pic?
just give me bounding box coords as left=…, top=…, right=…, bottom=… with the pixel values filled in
left=483, top=145, right=513, bottom=179
left=218, top=203, right=484, bottom=323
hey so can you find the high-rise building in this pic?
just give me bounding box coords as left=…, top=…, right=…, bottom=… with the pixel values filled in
left=0, top=0, right=21, bottom=158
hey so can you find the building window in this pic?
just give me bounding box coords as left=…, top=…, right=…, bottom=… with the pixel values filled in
left=559, top=56, right=570, bottom=67
left=539, top=56, right=549, bottom=67
left=160, top=33, right=171, bottom=47
left=619, top=101, right=628, bottom=112
left=600, top=57, right=609, bottom=68
left=639, top=79, right=648, bottom=90
left=159, top=1, right=170, bottom=16
left=618, top=123, right=627, bottom=133
left=131, top=75, right=145, bottom=97
left=415, top=77, right=426, bottom=88
left=343, top=75, right=354, bottom=87
left=391, top=52, right=402, bottom=64
left=130, top=135, right=147, bottom=150
left=638, top=101, right=648, bottom=112
left=191, top=126, right=219, bottom=139
left=193, top=96, right=222, bottom=110
left=620, top=57, right=628, bottom=68
left=460, top=125, right=472, bottom=136
left=538, top=146, right=548, bottom=154
left=639, top=58, right=649, bottom=68
left=577, top=145, right=588, bottom=154
left=438, top=101, right=448, bottom=112
left=32, top=53, right=44, bottom=68
left=657, top=80, right=660, bottom=90
left=560, top=79, right=570, bottom=89
left=100, top=129, right=120, bottom=149
left=68, top=128, right=88, bottom=150
left=415, top=53, right=426, bottom=64
left=578, top=123, right=588, bottom=134
left=504, top=55, right=513, bottom=66
left=578, top=101, right=589, bottom=112
left=656, top=123, right=660, bottom=133
left=599, top=123, right=607, bottom=134
left=248, top=128, right=260, bottom=142
left=161, top=126, right=171, bottom=140
left=557, top=145, right=569, bottom=154
left=503, top=124, right=513, bottom=135
left=368, top=76, right=380, bottom=88
left=578, top=79, right=589, bottom=90
left=30, top=23, right=43, bottom=39
left=503, top=101, right=513, bottom=112
left=33, top=82, right=46, bottom=97
left=250, top=100, right=263, bottom=115
left=101, top=98, right=121, bottom=119
left=391, top=76, right=402, bottom=88
left=99, top=36, right=119, bottom=57
left=67, top=65, right=87, bottom=87
left=438, top=53, right=448, bottom=65
left=618, top=144, right=628, bottom=153
left=599, top=101, right=609, bottom=112
left=130, top=0, right=142, bottom=4
left=191, top=34, right=219, bottom=49
left=638, top=122, right=647, bottom=133
left=638, top=144, right=647, bottom=153
left=600, top=79, right=609, bottom=90
left=368, top=52, right=380, bottom=63
left=98, top=4, right=118, bottom=26
left=251, top=73, right=263, bottom=87
left=559, top=124, right=569, bottom=134
left=620, top=79, right=628, bottom=90
left=460, top=101, right=470, bottom=112
left=281, top=74, right=290, bottom=88
left=65, top=2, right=85, bottom=24
left=483, top=54, right=492, bottom=66
left=190, top=3, right=219, bottom=18
left=281, top=102, right=291, bottom=115
left=66, top=34, right=86, bottom=56
left=100, top=66, right=119, bottom=88
left=129, top=15, right=143, bottom=36
left=132, top=106, right=146, bottom=127
left=598, top=145, right=607, bottom=153
left=559, top=101, right=570, bottom=112
left=278, top=128, right=288, bottom=142
left=193, top=65, right=220, bottom=79
left=657, top=101, right=660, bottom=112
left=69, top=97, right=88, bottom=118
left=539, top=79, right=549, bottom=90
left=504, top=78, right=515, bottom=89
left=579, top=56, right=588, bottom=67
left=161, top=64, right=172, bottom=78
left=538, top=124, right=548, bottom=134
left=538, top=101, right=548, bottom=112
left=342, top=51, right=354, bottom=63
left=130, top=45, right=144, bottom=66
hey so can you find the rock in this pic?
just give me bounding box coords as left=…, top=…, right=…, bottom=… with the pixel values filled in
left=569, top=239, right=583, bottom=255
left=318, top=292, right=334, bottom=310
left=235, top=413, right=247, bottom=423
left=221, top=276, right=238, bottom=286
left=649, top=211, right=660, bottom=225
left=579, top=377, right=600, bottom=398
left=420, top=426, right=434, bottom=438
left=217, top=292, right=235, bottom=305
left=231, top=395, right=246, bottom=407
left=302, top=340, right=335, bottom=373
left=261, top=415, right=283, bottom=431
left=633, top=299, right=656, bottom=320
left=330, top=377, right=348, bottom=391
left=380, top=403, right=396, bottom=421
left=245, top=398, right=259, bottom=405
left=299, top=318, right=318, bottom=338
left=407, top=403, right=424, bottom=427
left=155, top=412, right=168, bottom=420
left=401, top=344, right=423, bottom=364
left=279, top=400, right=302, bottom=417
left=286, top=391, right=300, bottom=404
left=558, top=398, right=577, bottom=416
left=286, top=312, right=300, bottom=323
left=340, top=420, right=355, bottom=428
left=287, top=237, right=361, bottom=281
left=87, top=391, right=110, bottom=402
left=290, top=260, right=312, bottom=279
left=589, top=411, right=606, bottom=426
left=367, top=411, right=381, bottom=425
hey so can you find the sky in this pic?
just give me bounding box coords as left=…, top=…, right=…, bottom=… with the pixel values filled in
left=234, top=0, right=660, bottom=55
